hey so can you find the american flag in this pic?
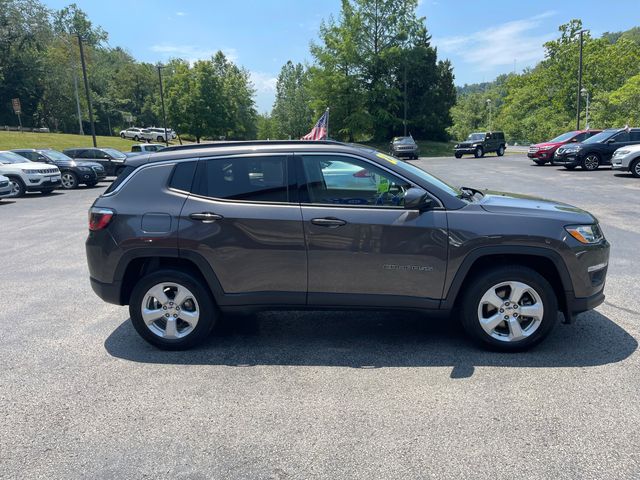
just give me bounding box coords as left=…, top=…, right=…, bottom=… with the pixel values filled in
left=302, top=109, right=329, bottom=140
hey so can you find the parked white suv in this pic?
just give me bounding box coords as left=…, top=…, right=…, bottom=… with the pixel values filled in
left=120, top=127, right=153, bottom=142
left=147, top=127, right=176, bottom=142
left=612, top=144, right=640, bottom=178
left=0, top=174, right=11, bottom=199
left=0, top=151, right=61, bottom=197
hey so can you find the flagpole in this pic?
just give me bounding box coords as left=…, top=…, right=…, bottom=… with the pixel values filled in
left=326, top=107, right=330, bottom=140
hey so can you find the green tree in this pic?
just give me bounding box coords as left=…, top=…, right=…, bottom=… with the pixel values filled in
left=272, top=61, right=313, bottom=139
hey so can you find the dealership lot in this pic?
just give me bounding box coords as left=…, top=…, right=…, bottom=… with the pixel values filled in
left=1, top=154, right=639, bottom=478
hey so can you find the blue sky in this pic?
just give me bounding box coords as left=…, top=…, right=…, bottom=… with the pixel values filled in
left=43, top=0, right=640, bottom=112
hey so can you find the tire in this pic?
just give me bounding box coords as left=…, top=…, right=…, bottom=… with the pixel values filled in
left=120, top=133, right=125, bottom=139
left=39, top=188, right=55, bottom=195
left=582, top=153, right=600, bottom=171
left=630, top=158, right=640, bottom=178
left=134, top=135, right=139, bottom=141
left=7, top=177, right=25, bottom=197
left=458, top=266, right=558, bottom=352
left=60, top=171, right=79, bottom=189
left=454, top=153, right=462, bottom=159
left=129, top=269, right=217, bottom=350
left=563, top=165, right=576, bottom=170
left=474, top=146, right=484, bottom=158
left=497, top=145, right=505, bottom=156
left=157, top=136, right=164, bottom=142
left=533, top=159, right=546, bottom=165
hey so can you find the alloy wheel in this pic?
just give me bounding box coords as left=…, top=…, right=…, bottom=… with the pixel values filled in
left=633, top=160, right=640, bottom=178
left=141, top=282, right=200, bottom=339
left=477, top=281, right=544, bottom=342
left=8, top=179, right=22, bottom=197
left=584, top=154, right=599, bottom=170
left=61, top=172, right=77, bottom=189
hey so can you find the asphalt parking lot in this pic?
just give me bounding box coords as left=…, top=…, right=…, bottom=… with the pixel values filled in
left=1, top=153, right=639, bottom=479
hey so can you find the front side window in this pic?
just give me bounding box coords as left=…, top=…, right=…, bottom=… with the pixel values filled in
left=194, top=156, right=289, bottom=203
left=301, top=155, right=410, bottom=207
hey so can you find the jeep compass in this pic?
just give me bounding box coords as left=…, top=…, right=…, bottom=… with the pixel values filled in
left=86, top=141, right=609, bottom=351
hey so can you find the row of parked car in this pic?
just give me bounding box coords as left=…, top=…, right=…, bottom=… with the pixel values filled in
left=527, top=127, right=640, bottom=176
left=0, top=142, right=170, bottom=199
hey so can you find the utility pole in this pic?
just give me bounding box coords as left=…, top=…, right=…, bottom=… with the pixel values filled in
left=157, top=64, right=169, bottom=146
left=403, top=60, right=408, bottom=137
left=77, top=34, right=97, bottom=147
left=581, top=88, right=590, bottom=129
left=486, top=99, right=492, bottom=130
left=576, top=29, right=587, bottom=130
left=72, top=69, right=84, bottom=135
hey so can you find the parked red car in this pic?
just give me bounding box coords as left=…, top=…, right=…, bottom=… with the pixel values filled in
left=528, top=130, right=602, bottom=165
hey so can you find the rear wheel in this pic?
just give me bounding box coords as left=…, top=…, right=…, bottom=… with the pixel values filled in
left=582, top=153, right=600, bottom=171
left=497, top=145, right=505, bottom=156
left=157, top=136, right=164, bottom=142
left=61, top=171, right=79, bottom=189
left=459, top=266, right=558, bottom=351
left=630, top=158, right=640, bottom=178
left=7, top=177, right=25, bottom=197
left=129, top=269, right=217, bottom=350
left=134, top=135, right=139, bottom=141
left=120, top=132, right=125, bottom=138
left=474, top=146, right=484, bottom=158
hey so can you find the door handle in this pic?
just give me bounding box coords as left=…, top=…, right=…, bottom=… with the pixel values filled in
left=190, top=212, right=223, bottom=223
left=310, top=217, right=347, bottom=228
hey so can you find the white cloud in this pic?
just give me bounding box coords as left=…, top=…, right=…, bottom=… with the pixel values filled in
left=150, top=44, right=238, bottom=64
left=176, top=11, right=187, bottom=16
left=433, top=11, right=558, bottom=71
left=250, top=71, right=277, bottom=93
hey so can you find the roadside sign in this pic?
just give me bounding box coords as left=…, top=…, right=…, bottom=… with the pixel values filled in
left=12, top=98, right=21, bottom=115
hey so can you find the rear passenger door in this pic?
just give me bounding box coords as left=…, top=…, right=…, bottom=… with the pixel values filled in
left=178, top=154, right=307, bottom=305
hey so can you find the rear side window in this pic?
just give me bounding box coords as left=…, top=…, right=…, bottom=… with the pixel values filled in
left=169, top=161, right=197, bottom=192
left=104, top=166, right=137, bottom=194
left=193, top=156, right=288, bottom=202
left=630, top=131, right=640, bottom=142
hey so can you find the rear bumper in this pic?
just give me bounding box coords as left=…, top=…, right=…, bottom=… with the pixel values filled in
left=90, top=277, right=123, bottom=305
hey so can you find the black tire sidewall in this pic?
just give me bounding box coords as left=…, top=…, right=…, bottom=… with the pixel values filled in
left=8, top=177, right=25, bottom=197
left=475, top=147, right=483, bottom=158
left=129, top=269, right=217, bottom=350
left=63, top=171, right=78, bottom=189
left=459, top=266, right=558, bottom=351
left=630, top=158, right=640, bottom=178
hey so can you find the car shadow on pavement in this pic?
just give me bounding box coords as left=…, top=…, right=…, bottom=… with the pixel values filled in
left=104, top=309, right=636, bottom=378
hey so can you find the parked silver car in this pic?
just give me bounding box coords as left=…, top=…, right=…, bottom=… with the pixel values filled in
left=611, top=144, right=640, bottom=177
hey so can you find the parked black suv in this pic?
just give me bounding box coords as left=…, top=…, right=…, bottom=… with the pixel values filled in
left=63, top=147, right=127, bottom=176
left=86, top=141, right=609, bottom=351
left=455, top=132, right=506, bottom=158
left=389, top=136, right=419, bottom=159
left=553, top=127, right=640, bottom=170
left=13, top=149, right=105, bottom=189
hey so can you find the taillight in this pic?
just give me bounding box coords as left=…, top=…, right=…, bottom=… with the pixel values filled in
left=353, top=169, right=372, bottom=178
left=89, top=207, right=114, bottom=231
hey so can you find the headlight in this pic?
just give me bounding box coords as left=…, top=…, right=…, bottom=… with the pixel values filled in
left=78, top=166, right=92, bottom=172
left=565, top=224, right=603, bottom=244
left=455, top=144, right=459, bottom=148
left=539, top=145, right=552, bottom=151
left=614, top=150, right=630, bottom=156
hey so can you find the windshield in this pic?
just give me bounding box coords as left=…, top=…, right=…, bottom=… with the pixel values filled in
left=583, top=129, right=618, bottom=144
left=393, top=137, right=415, bottom=144
left=0, top=151, right=30, bottom=164
left=548, top=131, right=577, bottom=143
left=103, top=148, right=127, bottom=159
left=42, top=150, right=72, bottom=161
left=466, top=133, right=484, bottom=141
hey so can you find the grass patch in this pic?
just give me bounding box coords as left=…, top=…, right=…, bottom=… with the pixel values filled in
left=0, top=131, right=156, bottom=152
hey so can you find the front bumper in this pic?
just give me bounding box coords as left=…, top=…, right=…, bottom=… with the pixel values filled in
left=611, top=156, right=629, bottom=170
left=553, top=152, right=580, bottom=166
left=528, top=150, right=554, bottom=161
left=25, top=177, right=61, bottom=191
left=566, top=290, right=605, bottom=315
left=392, top=149, right=419, bottom=158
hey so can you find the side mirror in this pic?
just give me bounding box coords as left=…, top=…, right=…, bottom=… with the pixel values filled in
left=404, top=187, right=434, bottom=211
left=570, top=138, right=578, bottom=142
left=606, top=138, right=616, bottom=144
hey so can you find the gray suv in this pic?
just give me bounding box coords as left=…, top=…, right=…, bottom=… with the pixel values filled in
left=86, top=141, right=609, bottom=351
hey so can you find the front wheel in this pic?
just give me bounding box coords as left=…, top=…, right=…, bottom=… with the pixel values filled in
left=157, top=136, right=164, bottom=142
left=61, top=171, right=79, bottom=189
left=129, top=270, right=217, bottom=350
left=120, top=133, right=125, bottom=138
left=474, top=146, right=484, bottom=158
left=497, top=145, right=505, bottom=156
left=563, top=165, right=576, bottom=170
left=630, top=158, right=640, bottom=178
left=582, top=154, right=600, bottom=171
left=459, top=266, right=558, bottom=351
left=533, top=159, right=546, bottom=165
left=454, top=153, right=462, bottom=159
left=134, top=135, right=139, bottom=141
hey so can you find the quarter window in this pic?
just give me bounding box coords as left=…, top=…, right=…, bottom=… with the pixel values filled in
left=300, top=155, right=410, bottom=207
left=194, top=156, right=289, bottom=202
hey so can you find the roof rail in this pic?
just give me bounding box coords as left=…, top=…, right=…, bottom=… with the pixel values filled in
left=161, top=139, right=346, bottom=153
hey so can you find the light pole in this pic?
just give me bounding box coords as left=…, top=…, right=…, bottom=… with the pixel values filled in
left=575, top=29, right=589, bottom=130
left=581, top=87, right=590, bottom=129
left=157, top=64, right=169, bottom=147
left=77, top=33, right=97, bottom=147
left=486, top=98, right=492, bottom=130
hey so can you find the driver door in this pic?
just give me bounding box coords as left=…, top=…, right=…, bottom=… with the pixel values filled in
left=296, top=153, right=448, bottom=307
